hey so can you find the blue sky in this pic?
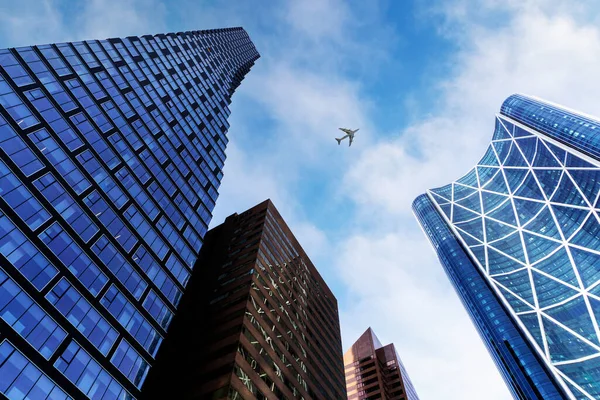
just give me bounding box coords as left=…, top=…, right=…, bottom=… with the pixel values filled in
left=3, top=0, right=600, bottom=398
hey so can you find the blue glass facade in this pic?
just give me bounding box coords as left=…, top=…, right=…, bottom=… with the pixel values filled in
left=414, top=94, right=600, bottom=399
left=0, top=28, right=258, bottom=399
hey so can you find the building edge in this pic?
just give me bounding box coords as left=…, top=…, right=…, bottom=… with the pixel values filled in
left=412, top=194, right=568, bottom=399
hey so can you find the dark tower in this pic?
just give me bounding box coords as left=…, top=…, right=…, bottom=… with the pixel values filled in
left=144, top=200, right=347, bottom=399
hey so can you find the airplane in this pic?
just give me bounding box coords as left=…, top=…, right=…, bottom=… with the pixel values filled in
left=336, top=128, right=359, bottom=146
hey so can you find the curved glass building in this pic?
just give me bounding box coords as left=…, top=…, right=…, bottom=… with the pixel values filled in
left=414, top=94, right=600, bottom=399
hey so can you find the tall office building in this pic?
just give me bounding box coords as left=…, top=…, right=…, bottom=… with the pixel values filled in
left=413, top=94, right=600, bottom=399
left=143, top=199, right=347, bottom=399
left=344, top=328, right=419, bottom=400
left=0, top=28, right=258, bottom=399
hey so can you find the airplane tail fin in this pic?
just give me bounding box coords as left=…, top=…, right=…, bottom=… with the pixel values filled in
left=335, top=138, right=342, bottom=145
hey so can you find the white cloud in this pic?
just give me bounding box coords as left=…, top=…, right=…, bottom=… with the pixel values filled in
left=74, top=0, right=168, bottom=40
left=0, top=0, right=167, bottom=46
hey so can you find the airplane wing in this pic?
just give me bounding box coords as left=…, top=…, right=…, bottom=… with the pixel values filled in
left=339, top=128, right=351, bottom=135
left=349, top=135, right=354, bottom=146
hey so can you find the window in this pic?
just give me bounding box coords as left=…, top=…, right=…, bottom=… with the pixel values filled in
left=0, top=340, right=71, bottom=399
left=83, top=191, right=136, bottom=252
left=124, top=205, right=167, bottom=260
left=37, top=45, right=73, bottom=76
left=142, top=290, right=173, bottom=330
left=101, top=284, right=163, bottom=356
left=39, top=222, right=107, bottom=296
left=55, top=341, right=133, bottom=399
left=70, top=112, right=119, bottom=168
left=92, top=235, right=147, bottom=299
left=0, top=211, right=57, bottom=290
left=0, top=50, right=34, bottom=86
left=29, top=128, right=91, bottom=194
left=110, top=339, right=150, bottom=388
left=0, top=269, right=66, bottom=359
left=133, top=245, right=182, bottom=306
left=0, top=115, right=43, bottom=176
left=76, top=150, right=127, bottom=208
left=0, top=160, right=51, bottom=230
left=0, top=76, right=38, bottom=128
left=34, top=172, right=98, bottom=241
left=46, top=278, right=118, bottom=356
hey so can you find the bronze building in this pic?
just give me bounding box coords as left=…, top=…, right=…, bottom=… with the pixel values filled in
left=142, top=199, right=346, bottom=399
left=344, top=328, right=419, bottom=400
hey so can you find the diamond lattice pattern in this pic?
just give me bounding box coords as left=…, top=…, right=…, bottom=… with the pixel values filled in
left=429, top=115, right=600, bottom=398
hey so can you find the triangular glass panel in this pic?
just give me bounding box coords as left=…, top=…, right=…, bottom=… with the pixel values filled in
left=545, top=295, right=598, bottom=345
left=513, top=198, right=545, bottom=226
left=513, top=172, right=545, bottom=201
left=590, top=284, right=600, bottom=299
left=533, top=271, right=580, bottom=309
left=493, top=268, right=534, bottom=305
left=469, top=245, right=487, bottom=268
left=430, top=184, right=453, bottom=202
left=518, top=313, right=545, bottom=351
left=485, top=217, right=517, bottom=242
left=481, top=191, right=509, bottom=213
left=570, top=214, right=600, bottom=253
left=479, top=145, right=500, bottom=167
left=452, top=204, right=480, bottom=224
left=461, top=231, right=483, bottom=246
left=487, top=198, right=518, bottom=227
left=566, top=152, right=597, bottom=168
left=522, top=206, right=560, bottom=238
left=499, top=285, right=534, bottom=313
left=514, top=137, right=538, bottom=164
left=493, top=140, right=512, bottom=165
left=551, top=205, right=590, bottom=240
left=430, top=192, right=450, bottom=206
left=568, top=169, right=600, bottom=206
left=532, top=247, right=578, bottom=287
left=476, top=166, right=500, bottom=187
left=483, top=170, right=509, bottom=195
left=455, top=217, right=484, bottom=241
left=440, top=203, right=452, bottom=219
left=489, top=231, right=526, bottom=264
left=569, top=247, right=600, bottom=289
left=493, top=118, right=513, bottom=141
left=542, top=314, right=598, bottom=363
left=587, top=297, right=600, bottom=333
left=456, top=192, right=482, bottom=214
left=453, top=183, right=478, bottom=201
left=532, top=169, right=563, bottom=198
left=503, top=168, right=529, bottom=195
left=523, top=232, right=562, bottom=264
left=551, top=173, right=587, bottom=207
left=555, top=365, right=599, bottom=400
left=546, top=142, right=567, bottom=166
left=503, top=143, right=529, bottom=167
left=532, top=141, right=562, bottom=168
left=487, top=245, right=524, bottom=274
left=513, top=125, right=535, bottom=138
left=456, top=168, right=479, bottom=188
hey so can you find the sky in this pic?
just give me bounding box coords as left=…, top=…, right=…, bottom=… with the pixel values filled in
left=2, top=0, right=600, bottom=398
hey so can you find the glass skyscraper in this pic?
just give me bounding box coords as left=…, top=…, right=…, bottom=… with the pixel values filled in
left=0, top=28, right=258, bottom=399
left=414, top=94, right=600, bottom=399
